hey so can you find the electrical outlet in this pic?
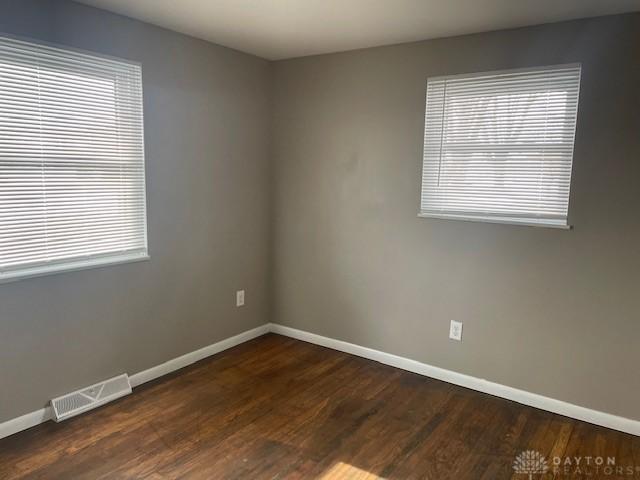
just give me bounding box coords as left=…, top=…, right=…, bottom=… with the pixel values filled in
left=236, top=290, right=245, bottom=307
left=449, top=320, right=463, bottom=341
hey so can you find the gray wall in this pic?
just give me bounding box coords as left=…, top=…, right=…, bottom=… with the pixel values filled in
left=0, top=0, right=271, bottom=422
left=271, top=14, right=640, bottom=421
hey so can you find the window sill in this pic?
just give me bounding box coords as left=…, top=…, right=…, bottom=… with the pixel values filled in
left=0, top=251, right=150, bottom=284
left=418, top=212, right=571, bottom=229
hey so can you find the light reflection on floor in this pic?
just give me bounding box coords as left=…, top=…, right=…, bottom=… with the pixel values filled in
left=320, top=462, right=386, bottom=479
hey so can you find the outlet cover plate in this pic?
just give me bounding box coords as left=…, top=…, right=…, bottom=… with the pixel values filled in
left=236, top=290, right=245, bottom=307
left=449, top=320, right=463, bottom=341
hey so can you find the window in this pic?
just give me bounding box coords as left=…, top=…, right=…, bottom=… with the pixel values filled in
left=0, top=35, right=147, bottom=282
left=420, top=64, right=581, bottom=228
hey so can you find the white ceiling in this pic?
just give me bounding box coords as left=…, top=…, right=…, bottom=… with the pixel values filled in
left=77, top=0, right=640, bottom=60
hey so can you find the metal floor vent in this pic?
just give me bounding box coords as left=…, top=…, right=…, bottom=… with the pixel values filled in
left=50, top=374, right=132, bottom=422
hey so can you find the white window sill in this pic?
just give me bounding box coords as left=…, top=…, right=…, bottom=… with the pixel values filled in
left=418, top=212, right=571, bottom=229
left=0, top=251, right=150, bottom=284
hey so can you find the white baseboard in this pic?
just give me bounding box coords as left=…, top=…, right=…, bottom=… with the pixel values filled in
left=129, top=324, right=270, bottom=387
left=269, top=323, right=640, bottom=437
left=0, top=407, right=52, bottom=440
left=2, top=322, right=638, bottom=441
left=0, top=324, right=270, bottom=440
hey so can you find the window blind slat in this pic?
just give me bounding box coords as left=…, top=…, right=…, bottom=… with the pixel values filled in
left=420, top=64, right=581, bottom=228
left=0, top=35, right=148, bottom=281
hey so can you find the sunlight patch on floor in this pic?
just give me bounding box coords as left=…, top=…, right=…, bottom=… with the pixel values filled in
left=319, top=462, right=386, bottom=479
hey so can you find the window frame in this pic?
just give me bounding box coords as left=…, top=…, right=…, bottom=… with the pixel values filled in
left=418, top=63, right=581, bottom=229
left=0, top=34, right=149, bottom=283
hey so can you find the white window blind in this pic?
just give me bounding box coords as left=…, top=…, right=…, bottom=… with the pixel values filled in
left=420, top=64, right=581, bottom=228
left=0, top=35, right=148, bottom=282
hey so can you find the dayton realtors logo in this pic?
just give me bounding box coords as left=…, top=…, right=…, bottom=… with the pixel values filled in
left=513, top=450, right=640, bottom=478
left=513, top=450, right=549, bottom=479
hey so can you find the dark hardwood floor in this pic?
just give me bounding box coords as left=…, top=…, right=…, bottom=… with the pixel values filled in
left=0, top=333, right=638, bottom=479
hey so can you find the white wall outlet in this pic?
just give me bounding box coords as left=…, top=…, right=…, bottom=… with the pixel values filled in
left=449, top=320, right=463, bottom=341
left=236, top=290, right=245, bottom=307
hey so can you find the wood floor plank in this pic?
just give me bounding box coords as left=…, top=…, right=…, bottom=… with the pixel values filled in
left=0, top=333, right=635, bottom=479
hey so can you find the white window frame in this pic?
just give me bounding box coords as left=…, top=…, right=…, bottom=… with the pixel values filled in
left=419, top=63, right=581, bottom=229
left=0, top=35, right=149, bottom=282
